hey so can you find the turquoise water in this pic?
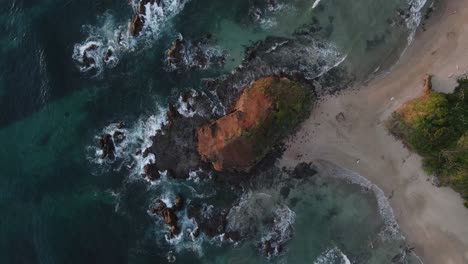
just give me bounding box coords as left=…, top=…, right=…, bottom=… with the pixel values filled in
left=0, top=0, right=427, bottom=263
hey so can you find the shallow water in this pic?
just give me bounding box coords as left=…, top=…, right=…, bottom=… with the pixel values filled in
left=0, top=0, right=427, bottom=263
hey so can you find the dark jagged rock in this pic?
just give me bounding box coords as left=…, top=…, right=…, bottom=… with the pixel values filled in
left=130, top=15, right=144, bottom=37
left=165, top=35, right=227, bottom=71
left=166, top=103, right=182, bottom=126
left=149, top=115, right=207, bottom=179
left=113, top=130, right=125, bottom=144
left=187, top=203, right=229, bottom=238
left=167, top=224, right=179, bottom=239
left=98, top=134, right=115, bottom=160
left=116, top=121, right=125, bottom=129
left=130, top=0, right=162, bottom=37
left=146, top=18, right=352, bottom=179
left=143, top=163, right=160, bottom=181
left=292, top=162, right=317, bottom=179
left=82, top=52, right=96, bottom=68
left=166, top=38, right=184, bottom=66
left=142, top=148, right=151, bottom=158
left=151, top=199, right=167, bottom=215
left=149, top=196, right=185, bottom=240
left=173, top=194, right=184, bottom=211
left=103, top=48, right=113, bottom=63
left=163, top=208, right=178, bottom=226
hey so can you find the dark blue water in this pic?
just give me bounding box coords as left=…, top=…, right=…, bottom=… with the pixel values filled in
left=0, top=0, right=427, bottom=263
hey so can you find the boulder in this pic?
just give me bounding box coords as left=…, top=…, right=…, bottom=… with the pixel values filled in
left=197, top=76, right=310, bottom=172
left=166, top=103, right=182, bottom=126
left=173, top=194, right=184, bottom=211
left=98, top=134, right=116, bottom=160
left=130, top=15, right=144, bottom=37
left=166, top=38, right=185, bottom=66
left=113, top=130, right=125, bottom=144
left=151, top=199, right=167, bottom=215
left=291, top=162, right=317, bottom=179
left=163, top=208, right=178, bottom=226
left=143, top=163, right=160, bottom=181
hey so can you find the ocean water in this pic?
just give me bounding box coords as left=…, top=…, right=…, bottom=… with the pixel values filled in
left=0, top=0, right=427, bottom=263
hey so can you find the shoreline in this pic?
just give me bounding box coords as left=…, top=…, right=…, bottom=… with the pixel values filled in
left=279, top=0, right=468, bottom=263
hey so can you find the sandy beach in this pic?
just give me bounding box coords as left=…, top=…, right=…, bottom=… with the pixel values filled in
left=279, top=0, right=468, bottom=263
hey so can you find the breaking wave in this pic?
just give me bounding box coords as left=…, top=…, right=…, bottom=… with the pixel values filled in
left=314, top=247, right=351, bottom=264
left=86, top=107, right=167, bottom=178
left=314, top=160, right=402, bottom=240
left=73, top=0, right=190, bottom=77
left=405, top=0, right=428, bottom=44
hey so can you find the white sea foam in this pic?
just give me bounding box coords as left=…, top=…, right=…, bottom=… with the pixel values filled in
left=73, top=0, right=190, bottom=77
left=312, top=0, right=322, bottom=9
left=250, top=2, right=292, bottom=30
left=313, top=247, right=350, bottom=264
left=405, top=0, right=428, bottom=44
left=314, top=160, right=403, bottom=240
left=299, top=40, right=347, bottom=79
left=87, top=106, right=168, bottom=180
left=225, top=191, right=295, bottom=257
left=258, top=206, right=296, bottom=256
left=165, top=34, right=227, bottom=72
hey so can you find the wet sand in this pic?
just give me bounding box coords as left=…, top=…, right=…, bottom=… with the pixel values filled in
left=279, top=0, right=468, bottom=263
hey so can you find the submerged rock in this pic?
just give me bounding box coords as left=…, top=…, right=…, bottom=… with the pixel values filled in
left=197, top=76, right=311, bottom=172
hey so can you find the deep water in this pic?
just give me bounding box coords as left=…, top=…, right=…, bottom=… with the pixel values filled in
left=0, top=0, right=427, bottom=263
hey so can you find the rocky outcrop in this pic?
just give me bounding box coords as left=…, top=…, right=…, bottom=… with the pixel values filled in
left=143, top=163, right=160, bottom=181
left=98, top=134, right=116, bottom=160
left=187, top=202, right=240, bottom=241
left=129, top=0, right=162, bottom=37
left=422, top=73, right=432, bottom=93
left=149, top=108, right=207, bottom=179
left=197, top=76, right=310, bottom=172
left=165, top=34, right=226, bottom=71
left=150, top=194, right=184, bottom=239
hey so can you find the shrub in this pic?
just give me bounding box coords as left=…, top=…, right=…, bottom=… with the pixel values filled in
left=387, top=77, right=468, bottom=205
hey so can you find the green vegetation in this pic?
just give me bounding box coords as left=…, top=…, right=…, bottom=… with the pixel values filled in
left=252, top=78, right=312, bottom=159
left=387, top=78, right=468, bottom=206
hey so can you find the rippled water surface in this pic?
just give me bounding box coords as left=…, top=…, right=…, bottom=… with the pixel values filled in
left=0, top=0, right=427, bottom=263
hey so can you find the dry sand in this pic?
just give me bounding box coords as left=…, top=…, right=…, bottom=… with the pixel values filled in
left=279, top=0, right=468, bottom=263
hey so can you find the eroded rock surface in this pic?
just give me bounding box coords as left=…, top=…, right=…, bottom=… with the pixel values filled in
left=197, top=76, right=311, bottom=172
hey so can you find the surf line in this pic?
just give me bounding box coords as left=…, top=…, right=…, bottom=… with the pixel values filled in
left=312, top=0, right=322, bottom=9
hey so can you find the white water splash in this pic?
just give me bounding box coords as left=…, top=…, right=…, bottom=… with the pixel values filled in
left=312, top=0, right=322, bottom=9
left=73, top=0, right=190, bottom=77
left=86, top=107, right=167, bottom=179
left=405, top=0, right=428, bottom=44
left=314, top=247, right=351, bottom=264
